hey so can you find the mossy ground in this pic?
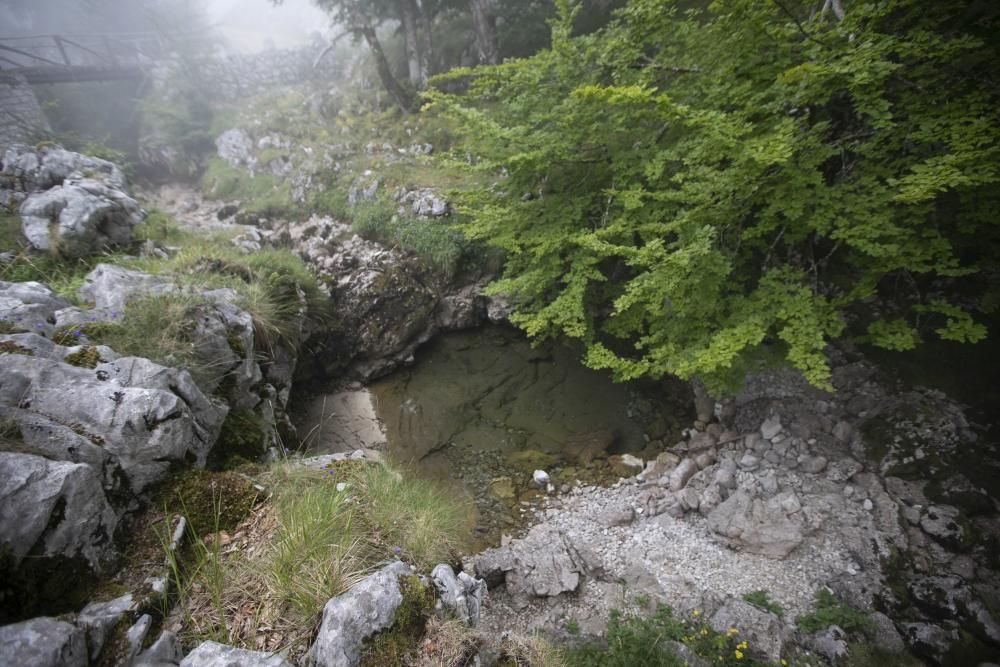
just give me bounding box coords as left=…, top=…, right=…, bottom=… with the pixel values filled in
left=360, top=575, right=437, bottom=666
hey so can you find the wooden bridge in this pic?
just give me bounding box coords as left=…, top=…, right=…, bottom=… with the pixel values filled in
left=0, top=33, right=164, bottom=84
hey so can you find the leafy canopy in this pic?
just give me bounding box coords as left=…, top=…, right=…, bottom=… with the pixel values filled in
left=427, top=0, right=1000, bottom=393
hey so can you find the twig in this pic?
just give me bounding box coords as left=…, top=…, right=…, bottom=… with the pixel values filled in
left=771, top=0, right=830, bottom=47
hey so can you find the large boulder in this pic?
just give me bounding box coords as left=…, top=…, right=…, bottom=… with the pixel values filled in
left=465, top=523, right=581, bottom=598
left=708, top=599, right=792, bottom=663
left=306, top=560, right=413, bottom=667
left=0, top=617, right=87, bottom=667
left=2, top=144, right=128, bottom=192
left=20, top=179, right=143, bottom=258
left=0, top=452, right=117, bottom=572
left=706, top=489, right=805, bottom=559
left=0, top=280, right=71, bottom=336
left=180, top=640, right=292, bottom=667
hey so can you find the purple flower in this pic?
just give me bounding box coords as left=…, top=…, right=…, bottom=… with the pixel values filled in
left=110, top=309, right=118, bottom=318
left=71, top=328, right=81, bottom=338
left=35, top=322, right=44, bottom=329
left=393, top=547, right=401, bottom=554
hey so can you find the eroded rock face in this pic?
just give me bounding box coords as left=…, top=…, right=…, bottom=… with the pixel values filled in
left=0, top=453, right=117, bottom=572
left=20, top=178, right=143, bottom=257
left=0, top=352, right=226, bottom=495
left=306, top=560, right=412, bottom=667
left=431, top=563, right=485, bottom=627
left=278, top=216, right=485, bottom=381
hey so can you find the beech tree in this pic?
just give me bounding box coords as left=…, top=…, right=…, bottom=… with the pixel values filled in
left=428, top=0, right=1000, bottom=393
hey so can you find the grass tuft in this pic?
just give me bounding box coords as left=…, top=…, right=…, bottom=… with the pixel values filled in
left=797, top=588, right=875, bottom=635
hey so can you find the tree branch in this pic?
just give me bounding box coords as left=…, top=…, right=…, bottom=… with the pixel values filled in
left=771, top=0, right=829, bottom=47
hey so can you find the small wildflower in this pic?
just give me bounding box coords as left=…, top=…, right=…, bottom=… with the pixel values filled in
left=737, top=641, right=748, bottom=650
left=727, top=627, right=739, bottom=637
left=781, top=661, right=787, bottom=666
left=692, top=609, right=701, bottom=617
left=393, top=546, right=401, bottom=554
left=734, top=649, right=744, bottom=660
left=700, top=628, right=708, bottom=636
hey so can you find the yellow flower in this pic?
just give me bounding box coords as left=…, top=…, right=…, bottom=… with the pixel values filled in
left=693, top=609, right=702, bottom=617
left=781, top=661, right=788, bottom=666
left=700, top=628, right=709, bottom=636
left=727, top=627, right=739, bottom=637
left=735, top=649, right=744, bottom=660
left=737, top=641, right=748, bottom=650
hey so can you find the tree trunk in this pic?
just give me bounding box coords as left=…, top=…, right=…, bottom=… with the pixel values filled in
left=470, top=0, right=499, bottom=65
left=359, top=24, right=414, bottom=112
left=401, top=0, right=423, bottom=87
left=415, top=0, right=432, bottom=84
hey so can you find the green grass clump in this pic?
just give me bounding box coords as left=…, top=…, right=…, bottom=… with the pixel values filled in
left=360, top=575, right=437, bottom=666
left=351, top=197, right=467, bottom=277
left=200, top=157, right=298, bottom=219
left=166, top=460, right=473, bottom=658
left=742, top=590, right=784, bottom=618
left=569, top=605, right=770, bottom=667
left=797, top=589, right=875, bottom=635
left=0, top=211, right=23, bottom=251
left=348, top=462, right=472, bottom=568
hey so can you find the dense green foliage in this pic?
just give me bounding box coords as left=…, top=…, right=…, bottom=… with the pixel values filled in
left=429, top=0, right=1000, bottom=392
left=797, top=589, right=875, bottom=635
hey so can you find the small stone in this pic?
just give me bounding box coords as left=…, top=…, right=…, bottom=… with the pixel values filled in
left=694, top=451, right=716, bottom=469
left=738, top=453, right=760, bottom=470
left=799, top=455, right=828, bottom=474
left=533, top=470, right=550, bottom=486
left=760, top=415, right=782, bottom=440
left=336, top=482, right=347, bottom=492
left=669, top=459, right=699, bottom=491
left=863, top=499, right=874, bottom=511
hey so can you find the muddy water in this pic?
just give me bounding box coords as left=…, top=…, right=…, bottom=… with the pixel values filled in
left=297, top=325, right=691, bottom=546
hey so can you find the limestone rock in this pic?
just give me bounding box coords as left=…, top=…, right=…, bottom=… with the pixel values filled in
left=0, top=354, right=226, bottom=495
left=431, top=564, right=485, bottom=627
left=669, top=458, right=699, bottom=491
left=0, top=453, right=117, bottom=572
left=467, top=523, right=581, bottom=598
left=760, top=415, right=782, bottom=440
left=215, top=129, right=256, bottom=172
left=919, top=505, right=969, bottom=550
left=805, top=625, right=849, bottom=664
left=180, top=640, right=291, bottom=666
left=78, top=593, right=136, bottom=660
left=133, top=631, right=183, bottom=667
left=901, top=622, right=958, bottom=665
left=306, top=560, right=412, bottom=667
left=0, top=280, right=71, bottom=336
left=2, top=144, right=128, bottom=192
left=706, top=490, right=805, bottom=559
left=20, top=179, right=142, bottom=258
left=0, top=617, right=87, bottom=667
left=76, top=264, right=177, bottom=312
left=869, top=612, right=905, bottom=654
left=709, top=599, right=792, bottom=663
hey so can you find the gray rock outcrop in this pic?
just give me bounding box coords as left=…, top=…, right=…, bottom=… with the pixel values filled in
left=306, top=560, right=413, bottom=667
left=19, top=178, right=143, bottom=257
left=431, top=564, right=485, bottom=626
left=2, top=144, right=128, bottom=192
left=180, top=640, right=292, bottom=667
left=706, top=490, right=805, bottom=559
left=708, top=599, right=792, bottom=663
left=0, top=452, right=117, bottom=572
left=466, top=523, right=581, bottom=598
left=0, top=617, right=88, bottom=667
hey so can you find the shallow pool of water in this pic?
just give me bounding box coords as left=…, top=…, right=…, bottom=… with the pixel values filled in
left=296, top=325, right=691, bottom=546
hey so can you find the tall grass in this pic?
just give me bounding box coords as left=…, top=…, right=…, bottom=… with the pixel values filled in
left=165, top=461, right=472, bottom=657
left=351, top=197, right=466, bottom=277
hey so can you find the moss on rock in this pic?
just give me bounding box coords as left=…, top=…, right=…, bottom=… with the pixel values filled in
left=360, top=575, right=436, bottom=667
left=64, top=345, right=104, bottom=368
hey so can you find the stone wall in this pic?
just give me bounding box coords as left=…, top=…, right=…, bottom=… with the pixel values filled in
left=157, top=46, right=339, bottom=101
left=0, top=73, right=51, bottom=149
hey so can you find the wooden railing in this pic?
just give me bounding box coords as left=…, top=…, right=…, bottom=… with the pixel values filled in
left=0, top=32, right=164, bottom=83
